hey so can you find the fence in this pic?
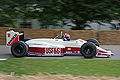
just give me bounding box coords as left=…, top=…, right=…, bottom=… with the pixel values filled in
left=0, top=27, right=120, bottom=45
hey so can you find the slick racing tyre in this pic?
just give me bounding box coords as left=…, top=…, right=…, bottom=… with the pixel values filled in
left=80, top=42, right=97, bottom=58
left=11, top=41, right=29, bottom=57
left=87, top=38, right=99, bottom=47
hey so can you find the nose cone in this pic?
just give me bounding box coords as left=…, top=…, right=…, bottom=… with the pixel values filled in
left=96, top=46, right=114, bottom=58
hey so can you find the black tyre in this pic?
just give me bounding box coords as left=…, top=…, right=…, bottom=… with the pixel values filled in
left=80, top=42, right=97, bottom=58
left=24, top=38, right=32, bottom=42
left=87, top=38, right=99, bottom=47
left=11, top=41, right=29, bottom=57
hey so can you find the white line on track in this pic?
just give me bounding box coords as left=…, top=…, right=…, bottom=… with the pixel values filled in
left=0, top=58, right=7, bottom=60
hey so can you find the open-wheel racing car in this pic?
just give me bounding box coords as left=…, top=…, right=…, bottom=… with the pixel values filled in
left=6, top=30, right=114, bottom=58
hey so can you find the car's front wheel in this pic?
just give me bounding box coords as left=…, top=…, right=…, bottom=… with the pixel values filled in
left=87, top=38, right=99, bottom=47
left=11, top=41, right=29, bottom=57
left=80, top=42, right=97, bottom=58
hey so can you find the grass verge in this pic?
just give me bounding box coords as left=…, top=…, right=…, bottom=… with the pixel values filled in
left=0, top=58, right=120, bottom=77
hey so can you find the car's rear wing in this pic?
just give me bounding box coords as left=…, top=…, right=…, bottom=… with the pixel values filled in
left=6, top=30, right=24, bottom=46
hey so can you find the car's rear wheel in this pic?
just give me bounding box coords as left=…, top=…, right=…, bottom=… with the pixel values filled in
left=11, top=41, right=29, bottom=57
left=87, top=38, right=99, bottom=47
left=80, top=42, right=97, bottom=58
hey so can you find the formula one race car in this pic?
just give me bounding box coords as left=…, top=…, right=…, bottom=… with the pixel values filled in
left=6, top=30, right=114, bottom=58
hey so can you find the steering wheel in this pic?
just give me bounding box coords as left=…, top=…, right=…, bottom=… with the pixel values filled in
left=54, top=32, right=63, bottom=39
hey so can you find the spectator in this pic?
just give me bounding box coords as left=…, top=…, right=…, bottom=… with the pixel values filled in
left=116, top=23, right=120, bottom=30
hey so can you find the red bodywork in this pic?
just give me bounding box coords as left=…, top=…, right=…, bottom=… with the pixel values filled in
left=29, top=47, right=113, bottom=57
left=29, top=47, right=64, bottom=56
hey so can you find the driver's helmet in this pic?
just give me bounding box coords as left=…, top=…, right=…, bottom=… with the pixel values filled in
left=63, top=33, right=70, bottom=41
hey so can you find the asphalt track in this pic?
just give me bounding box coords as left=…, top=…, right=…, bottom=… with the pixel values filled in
left=0, top=45, right=120, bottom=59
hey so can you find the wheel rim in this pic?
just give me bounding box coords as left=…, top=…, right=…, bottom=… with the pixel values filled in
left=14, top=45, right=24, bottom=54
left=84, top=47, right=92, bottom=55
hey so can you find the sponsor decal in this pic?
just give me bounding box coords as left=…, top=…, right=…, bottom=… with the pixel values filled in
left=77, top=51, right=80, bottom=53
left=8, top=33, right=10, bottom=37
left=67, top=48, right=71, bottom=50
left=7, top=34, right=17, bottom=46
left=46, top=48, right=61, bottom=54
left=29, top=47, right=63, bottom=56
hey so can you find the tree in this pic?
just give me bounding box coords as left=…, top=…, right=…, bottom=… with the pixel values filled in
left=41, top=0, right=120, bottom=30
left=0, top=0, right=38, bottom=27
left=0, top=0, right=120, bottom=29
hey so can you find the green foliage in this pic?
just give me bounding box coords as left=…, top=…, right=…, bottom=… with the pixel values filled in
left=0, top=14, right=15, bottom=27
left=0, top=0, right=120, bottom=29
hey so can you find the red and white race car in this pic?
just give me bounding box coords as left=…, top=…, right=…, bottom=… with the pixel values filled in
left=6, top=30, right=114, bottom=58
